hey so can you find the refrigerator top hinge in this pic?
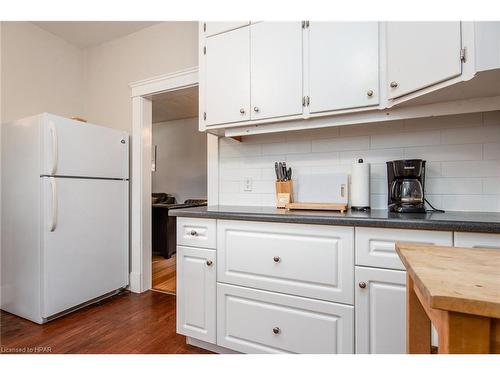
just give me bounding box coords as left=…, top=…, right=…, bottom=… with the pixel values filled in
left=460, top=47, right=467, bottom=63
left=203, top=22, right=206, bottom=32
left=306, top=21, right=310, bottom=28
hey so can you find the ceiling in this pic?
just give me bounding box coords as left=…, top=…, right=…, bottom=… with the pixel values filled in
left=31, top=21, right=160, bottom=48
left=152, top=86, right=199, bottom=123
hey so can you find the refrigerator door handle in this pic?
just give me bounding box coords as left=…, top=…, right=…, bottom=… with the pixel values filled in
left=49, top=177, right=58, bottom=232
left=49, top=121, right=58, bottom=175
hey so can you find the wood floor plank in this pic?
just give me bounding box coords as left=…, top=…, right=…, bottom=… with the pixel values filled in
left=152, top=255, right=176, bottom=294
left=0, top=290, right=211, bottom=354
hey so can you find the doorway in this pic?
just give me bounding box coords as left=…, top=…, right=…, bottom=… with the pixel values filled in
left=150, top=86, right=207, bottom=294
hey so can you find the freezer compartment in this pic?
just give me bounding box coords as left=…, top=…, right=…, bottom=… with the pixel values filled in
left=41, top=177, right=129, bottom=318
left=41, top=113, right=129, bottom=179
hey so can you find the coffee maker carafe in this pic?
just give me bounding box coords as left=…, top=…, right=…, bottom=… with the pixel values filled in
left=386, top=159, right=426, bottom=213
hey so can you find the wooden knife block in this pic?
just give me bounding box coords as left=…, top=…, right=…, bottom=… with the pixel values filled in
left=275, top=181, right=294, bottom=208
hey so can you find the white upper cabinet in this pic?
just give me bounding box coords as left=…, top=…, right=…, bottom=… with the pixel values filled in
left=204, top=22, right=250, bottom=37
left=308, top=22, right=379, bottom=113
left=250, top=22, right=304, bottom=120
left=386, top=22, right=462, bottom=99
left=204, top=27, right=250, bottom=126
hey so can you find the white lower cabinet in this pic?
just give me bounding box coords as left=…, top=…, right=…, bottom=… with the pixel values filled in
left=217, top=283, right=354, bottom=354
left=176, top=246, right=216, bottom=344
left=355, top=266, right=407, bottom=354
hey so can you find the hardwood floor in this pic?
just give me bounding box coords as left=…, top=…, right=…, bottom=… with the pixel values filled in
left=152, top=255, right=176, bottom=294
left=0, top=290, right=211, bottom=354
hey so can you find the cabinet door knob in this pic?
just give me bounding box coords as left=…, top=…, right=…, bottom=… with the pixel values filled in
left=273, top=256, right=281, bottom=263
left=239, top=108, right=246, bottom=114
left=206, top=260, right=213, bottom=266
left=253, top=106, right=260, bottom=113
left=359, top=281, right=367, bottom=289
left=190, top=230, right=198, bottom=236
left=272, top=327, right=281, bottom=335
left=367, top=89, right=374, bottom=97
left=390, top=81, right=398, bottom=88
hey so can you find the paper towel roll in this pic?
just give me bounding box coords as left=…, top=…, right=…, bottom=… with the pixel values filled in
left=351, top=159, right=370, bottom=210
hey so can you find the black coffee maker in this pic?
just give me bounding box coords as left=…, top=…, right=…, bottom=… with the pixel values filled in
left=386, top=159, right=426, bottom=213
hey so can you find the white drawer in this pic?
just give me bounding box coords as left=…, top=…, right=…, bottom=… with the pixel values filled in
left=177, top=217, right=216, bottom=249
left=355, top=227, right=452, bottom=270
left=217, top=283, right=354, bottom=354
left=454, top=232, right=500, bottom=249
left=217, top=220, right=354, bottom=304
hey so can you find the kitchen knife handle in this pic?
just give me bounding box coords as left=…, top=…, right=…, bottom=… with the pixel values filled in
left=49, top=177, right=58, bottom=232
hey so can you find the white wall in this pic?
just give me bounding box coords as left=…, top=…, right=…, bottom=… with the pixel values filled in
left=218, top=111, right=500, bottom=212
left=152, top=117, right=207, bottom=203
left=84, top=22, right=198, bottom=132
left=0, top=22, right=85, bottom=123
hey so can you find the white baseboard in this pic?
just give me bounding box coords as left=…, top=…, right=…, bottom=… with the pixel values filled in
left=186, top=337, right=239, bottom=354
left=128, top=272, right=142, bottom=293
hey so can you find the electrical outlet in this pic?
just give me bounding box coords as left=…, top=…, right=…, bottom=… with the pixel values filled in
left=243, top=177, right=253, bottom=192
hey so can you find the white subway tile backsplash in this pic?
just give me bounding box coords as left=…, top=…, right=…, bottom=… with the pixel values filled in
left=371, top=130, right=440, bottom=149
left=441, top=160, right=500, bottom=177
left=483, top=177, right=500, bottom=194
left=286, top=152, right=340, bottom=167
left=339, top=148, right=404, bottom=165
left=484, top=143, right=500, bottom=160
left=218, top=112, right=500, bottom=212
left=483, top=111, right=500, bottom=126
left=312, top=136, right=369, bottom=152
left=440, top=125, right=500, bottom=145
left=426, top=178, right=483, bottom=195
left=404, top=144, right=483, bottom=162
left=404, top=112, right=483, bottom=131
left=262, top=141, right=311, bottom=155
left=441, top=195, right=500, bottom=212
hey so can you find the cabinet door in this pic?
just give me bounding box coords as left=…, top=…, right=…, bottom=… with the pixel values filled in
left=205, top=27, right=250, bottom=125
left=387, top=22, right=462, bottom=99
left=309, top=22, right=379, bottom=113
left=355, top=266, right=406, bottom=354
left=176, top=246, right=216, bottom=344
left=250, top=22, right=303, bottom=120
left=204, top=22, right=250, bottom=37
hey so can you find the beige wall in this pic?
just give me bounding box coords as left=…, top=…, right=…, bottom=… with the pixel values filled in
left=1, top=22, right=85, bottom=123
left=84, top=22, right=198, bottom=132
left=152, top=117, right=207, bottom=203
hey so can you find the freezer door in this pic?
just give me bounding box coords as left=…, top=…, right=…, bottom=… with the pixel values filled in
left=41, top=114, right=129, bottom=179
left=41, top=177, right=129, bottom=318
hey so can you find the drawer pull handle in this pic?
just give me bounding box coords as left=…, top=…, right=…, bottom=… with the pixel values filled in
left=272, top=327, right=281, bottom=335
left=359, top=282, right=367, bottom=289
left=273, top=256, right=281, bottom=263
left=190, top=230, right=198, bottom=236
left=206, top=260, right=213, bottom=266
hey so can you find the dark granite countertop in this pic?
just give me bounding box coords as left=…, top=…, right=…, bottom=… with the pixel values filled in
left=169, top=205, right=500, bottom=233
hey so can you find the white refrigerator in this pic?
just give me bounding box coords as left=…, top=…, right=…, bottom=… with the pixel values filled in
left=1, top=113, right=129, bottom=324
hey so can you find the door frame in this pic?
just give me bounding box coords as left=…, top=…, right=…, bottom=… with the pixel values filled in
left=129, top=67, right=219, bottom=293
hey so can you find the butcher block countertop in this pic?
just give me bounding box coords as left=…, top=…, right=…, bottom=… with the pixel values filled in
left=395, top=243, right=500, bottom=319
